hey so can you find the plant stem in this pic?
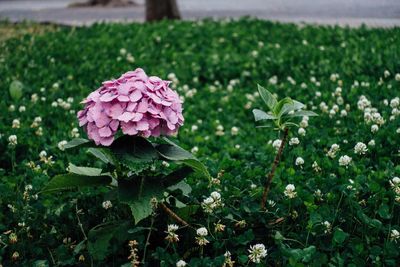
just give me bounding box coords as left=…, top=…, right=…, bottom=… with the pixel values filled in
left=159, top=202, right=192, bottom=228
left=142, top=215, right=155, bottom=264
left=261, top=127, right=289, bottom=209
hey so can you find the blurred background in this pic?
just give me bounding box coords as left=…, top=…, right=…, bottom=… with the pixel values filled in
left=0, top=0, right=399, bottom=27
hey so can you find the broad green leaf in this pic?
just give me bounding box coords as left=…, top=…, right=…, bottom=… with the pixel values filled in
left=168, top=180, right=192, bottom=196
left=156, top=144, right=195, bottom=161
left=68, top=163, right=102, bottom=176
left=176, top=205, right=200, bottom=222
left=181, top=158, right=211, bottom=180
left=286, top=110, right=318, bottom=118
left=111, top=135, right=158, bottom=162
left=118, top=178, right=164, bottom=224
left=252, top=109, right=277, bottom=121
left=333, top=228, right=349, bottom=244
left=258, top=84, right=277, bottom=110
left=162, top=166, right=193, bottom=187
left=43, top=173, right=111, bottom=192
left=273, top=97, right=293, bottom=116
left=88, top=221, right=130, bottom=261
left=64, top=138, right=91, bottom=149
left=87, top=147, right=115, bottom=165
left=9, top=80, right=24, bottom=101
left=278, top=100, right=305, bottom=117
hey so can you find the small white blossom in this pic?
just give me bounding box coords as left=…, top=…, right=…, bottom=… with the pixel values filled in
left=284, top=184, right=297, bottom=199
left=176, top=260, right=187, bottom=267
left=231, top=126, right=239, bottom=135
left=327, top=144, right=340, bottom=158
left=272, top=139, right=282, bottom=151
left=8, top=135, right=17, bottom=146
left=390, top=229, right=400, bottom=242
left=12, top=119, right=20, bottom=129
left=354, top=142, right=368, bottom=155
left=248, top=244, right=267, bottom=263
left=19, top=106, right=26, bottom=112
left=295, top=157, right=304, bottom=166
left=338, top=155, right=352, bottom=167
left=58, top=140, right=68, bottom=151
left=298, top=127, right=306, bottom=136
left=371, top=124, right=379, bottom=133
left=196, top=227, right=208, bottom=237
left=102, top=200, right=112, bottom=210
left=289, top=137, right=300, bottom=146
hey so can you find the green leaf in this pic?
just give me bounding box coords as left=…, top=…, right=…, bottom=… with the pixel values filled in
left=162, top=166, right=193, bottom=187
left=9, top=80, right=24, bottom=101
left=118, top=178, right=164, bottom=224
left=156, top=144, right=195, bottom=161
left=64, top=138, right=91, bottom=149
left=378, top=204, right=391, bottom=219
left=88, top=221, right=130, bottom=261
left=258, top=84, right=277, bottom=110
left=87, top=147, right=115, bottom=165
left=168, top=180, right=192, bottom=196
left=68, top=163, right=102, bottom=176
left=111, top=135, right=158, bottom=162
left=42, top=173, right=111, bottom=192
left=273, top=97, right=293, bottom=116
left=286, top=110, right=318, bottom=118
left=333, top=228, right=349, bottom=244
left=252, top=109, right=277, bottom=121
left=278, top=100, right=305, bottom=117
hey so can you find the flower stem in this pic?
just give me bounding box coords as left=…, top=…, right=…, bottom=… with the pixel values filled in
left=261, top=127, right=289, bottom=209
left=159, top=202, right=192, bottom=228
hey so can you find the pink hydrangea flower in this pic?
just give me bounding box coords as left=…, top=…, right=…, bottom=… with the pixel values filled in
left=77, top=68, right=184, bottom=146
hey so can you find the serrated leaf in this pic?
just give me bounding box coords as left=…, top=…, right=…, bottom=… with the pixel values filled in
left=111, top=135, right=158, bottom=161
left=118, top=178, right=164, bottom=224
left=9, top=80, right=24, bottom=101
left=43, top=173, right=111, bottom=192
left=87, top=147, right=115, bottom=165
left=64, top=138, right=91, bottom=149
left=168, top=180, right=192, bottom=196
left=253, top=109, right=277, bottom=121
left=156, top=144, right=195, bottom=161
left=68, top=163, right=102, bottom=176
left=258, top=84, right=277, bottom=110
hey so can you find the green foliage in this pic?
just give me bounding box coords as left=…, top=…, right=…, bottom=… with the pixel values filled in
left=254, top=85, right=318, bottom=130
left=0, top=19, right=399, bottom=266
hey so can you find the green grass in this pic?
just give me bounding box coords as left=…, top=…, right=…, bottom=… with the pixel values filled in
left=0, top=19, right=399, bottom=266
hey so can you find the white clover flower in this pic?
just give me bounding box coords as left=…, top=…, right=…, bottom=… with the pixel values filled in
left=323, top=221, right=332, bottom=234
left=338, top=155, right=352, bottom=167
left=18, top=106, right=26, bottom=112
left=395, top=73, right=400, bottom=81
left=327, top=144, right=340, bottom=158
left=390, top=229, right=399, bottom=242
left=161, top=161, right=170, bottom=167
left=248, top=244, right=267, bottom=263
left=272, top=139, right=282, bottom=151
left=384, top=70, right=391, bottom=78
left=284, top=184, right=297, bottom=199
left=289, top=137, right=300, bottom=146
left=58, top=140, right=68, bottom=151
left=165, top=224, right=180, bottom=243
left=39, top=150, right=47, bottom=159
left=196, top=227, right=208, bottom=237
left=340, top=110, right=347, bottom=117
left=312, top=161, right=322, bottom=172
left=9, top=105, right=16, bottom=112
left=392, top=177, right=400, bottom=185
left=390, top=97, right=399, bottom=108
left=168, top=224, right=179, bottom=232
left=176, top=260, right=187, bottom=267
left=298, top=127, right=306, bottom=136
left=191, top=146, right=199, bottom=154
left=371, top=124, right=379, bottom=133
left=8, top=135, right=17, bottom=146
left=191, top=125, right=198, bottom=132
left=102, top=200, right=112, bottom=210
left=231, top=126, right=239, bottom=135
left=368, top=139, right=375, bottom=147
left=354, top=142, right=368, bottom=155
left=12, top=119, right=20, bottom=129
left=295, top=157, right=304, bottom=166
left=202, top=191, right=223, bottom=213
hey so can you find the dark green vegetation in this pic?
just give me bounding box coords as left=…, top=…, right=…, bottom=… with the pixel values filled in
left=0, top=19, right=399, bottom=266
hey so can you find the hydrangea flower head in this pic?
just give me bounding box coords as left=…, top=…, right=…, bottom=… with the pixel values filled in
left=77, top=68, right=184, bottom=145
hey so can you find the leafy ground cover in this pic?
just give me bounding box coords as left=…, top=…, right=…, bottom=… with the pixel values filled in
left=0, top=19, right=400, bottom=266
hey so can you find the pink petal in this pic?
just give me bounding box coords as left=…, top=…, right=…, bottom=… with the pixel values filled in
left=118, top=112, right=135, bottom=123
left=130, top=90, right=142, bottom=102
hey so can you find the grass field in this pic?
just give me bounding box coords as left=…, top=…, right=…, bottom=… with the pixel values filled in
left=0, top=19, right=399, bottom=266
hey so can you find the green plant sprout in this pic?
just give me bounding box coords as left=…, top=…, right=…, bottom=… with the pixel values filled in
left=253, top=85, right=318, bottom=209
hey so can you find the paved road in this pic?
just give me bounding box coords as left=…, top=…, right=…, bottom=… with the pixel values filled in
left=0, top=0, right=400, bottom=27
